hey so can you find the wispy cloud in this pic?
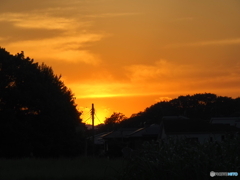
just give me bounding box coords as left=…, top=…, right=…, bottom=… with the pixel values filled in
left=69, top=82, right=132, bottom=98
left=174, top=17, right=194, bottom=21
left=165, top=38, right=240, bottom=48
left=125, top=59, right=171, bottom=83
left=0, top=12, right=105, bottom=64
left=190, top=38, right=240, bottom=46
left=0, top=12, right=89, bottom=30
left=6, top=34, right=103, bottom=64
left=86, top=12, right=141, bottom=18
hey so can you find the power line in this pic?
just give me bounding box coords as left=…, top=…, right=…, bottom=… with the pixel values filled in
left=83, top=117, right=91, bottom=124
left=94, top=108, right=103, bottom=124
left=94, top=113, right=102, bottom=124
left=91, top=103, right=95, bottom=156
left=80, top=107, right=93, bottom=124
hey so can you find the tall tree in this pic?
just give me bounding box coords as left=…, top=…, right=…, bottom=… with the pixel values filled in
left=104, top=112, right=127, bottom=131
left=0, top=48, right=84, bottom=157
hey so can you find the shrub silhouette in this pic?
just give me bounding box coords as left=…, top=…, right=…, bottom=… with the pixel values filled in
left=120, top=136, right=240, bottom=180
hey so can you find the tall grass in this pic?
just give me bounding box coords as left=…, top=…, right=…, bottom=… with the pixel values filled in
left=0, top=156, right=126, bottom=180
left=119, top=136, right=240, bottom=180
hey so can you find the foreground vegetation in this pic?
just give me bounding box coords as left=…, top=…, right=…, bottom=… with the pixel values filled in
left=2, top=136, right=239, bottom=180
left=120, top=136, right=240, bottom=180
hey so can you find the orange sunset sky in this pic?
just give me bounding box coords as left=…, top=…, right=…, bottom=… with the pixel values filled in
left=1, top=0, right=240, bottom=125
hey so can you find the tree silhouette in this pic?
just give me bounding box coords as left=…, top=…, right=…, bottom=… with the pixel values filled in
left=104, top=112, right=127, bottom=131
left=0, top=48, right=84, bottom=157
left=119, top=93, right=240, bottom=128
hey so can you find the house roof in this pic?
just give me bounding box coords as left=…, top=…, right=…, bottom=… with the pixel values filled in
left=162, top=116, right=189, bottom=120
left=87, top=132, right=111, bottom=144
left=129, top=124, right=161, bottom=137
left=94, top=133, right=106, bottom=144
left=210, top=117, right=240, bottom=125
left=161, top=116, right=240, bottom=134
left=102, top=128, right=139, bottom=139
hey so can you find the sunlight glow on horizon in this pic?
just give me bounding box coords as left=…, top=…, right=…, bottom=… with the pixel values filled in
left=1, top=0, right=240, bottom=124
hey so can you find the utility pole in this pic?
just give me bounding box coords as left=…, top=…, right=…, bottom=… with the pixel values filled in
left=91, top=103, right=95, bottom=155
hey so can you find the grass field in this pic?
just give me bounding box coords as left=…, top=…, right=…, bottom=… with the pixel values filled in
left=0, top=156, right=127, bottom=180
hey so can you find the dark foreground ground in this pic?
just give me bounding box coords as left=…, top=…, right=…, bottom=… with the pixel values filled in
left=0, top=156, right=126, bottom=180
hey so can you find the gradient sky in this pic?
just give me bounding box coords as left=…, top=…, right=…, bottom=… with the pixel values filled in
left=1, top=0, right=240, bottom=125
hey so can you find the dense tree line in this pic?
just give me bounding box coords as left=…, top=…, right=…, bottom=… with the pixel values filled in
left=0, top=48, right=85, bottom=157
left=98, top=93, right=240, bottom=131
left=124, top=93, right=240, bottom=127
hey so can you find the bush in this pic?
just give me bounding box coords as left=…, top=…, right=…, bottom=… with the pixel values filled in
left=119, top=136, right=240, bottom=180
